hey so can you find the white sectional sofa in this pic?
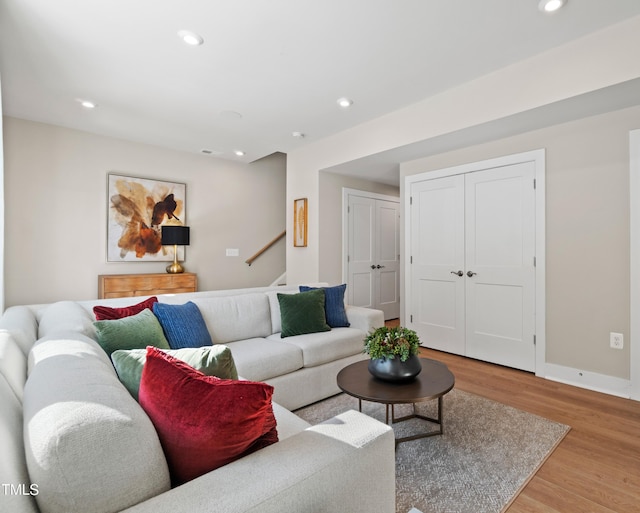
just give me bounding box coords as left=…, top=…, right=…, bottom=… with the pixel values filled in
left=0, top=284, right=395, bottom=513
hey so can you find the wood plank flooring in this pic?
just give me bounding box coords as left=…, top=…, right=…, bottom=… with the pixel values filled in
left=413, top=346, right=640, bottom=512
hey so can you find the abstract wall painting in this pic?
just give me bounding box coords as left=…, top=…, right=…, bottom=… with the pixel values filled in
left=294, top=197, right=307, bottom=247
left=107, top=173, right=186, bottom=262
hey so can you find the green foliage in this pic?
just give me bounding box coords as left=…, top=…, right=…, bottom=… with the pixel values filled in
left=363, top=326, right=420, bottom=362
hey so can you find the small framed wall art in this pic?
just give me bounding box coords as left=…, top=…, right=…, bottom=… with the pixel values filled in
left=293, top=197, right=308, bottom=247
left=107, top=173, right=186, bottom=262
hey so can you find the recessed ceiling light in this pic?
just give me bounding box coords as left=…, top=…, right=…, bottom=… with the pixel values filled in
left=177, top=30, right=204, bottom=46
left=538, top=0, right=566, bottom=13
left=337, top=97, right=353, bottom=108
left=234, top=150, right=245, bottom=157
left=77, top=99, right=97, bottom=109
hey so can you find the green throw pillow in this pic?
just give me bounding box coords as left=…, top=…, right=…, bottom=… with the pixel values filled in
left=277, top=288, right=331, bottom=338
left=94, top=308, right=170, bottom=357
left=111, top=345, right=238, bottom=401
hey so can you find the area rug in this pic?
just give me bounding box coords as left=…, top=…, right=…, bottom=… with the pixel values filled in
left=294, top=389, right=570, bottom=513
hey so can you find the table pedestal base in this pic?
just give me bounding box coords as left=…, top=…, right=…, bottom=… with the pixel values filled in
left=358, top=396, right=444, bottom=446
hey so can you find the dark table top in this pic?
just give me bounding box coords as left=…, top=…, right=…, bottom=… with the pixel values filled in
left=337, top=357, right=455, bottom=405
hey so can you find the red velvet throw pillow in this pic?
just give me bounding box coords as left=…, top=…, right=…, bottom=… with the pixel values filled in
left=139, top=346, right=278, bottom=486
left=93, top=296, right=158, bottom=321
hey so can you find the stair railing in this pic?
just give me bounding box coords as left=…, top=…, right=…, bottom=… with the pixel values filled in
left=245, top=230, right=286, bottom=266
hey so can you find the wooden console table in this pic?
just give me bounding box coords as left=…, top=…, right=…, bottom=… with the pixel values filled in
left=98, top=273, right=197, bottom=299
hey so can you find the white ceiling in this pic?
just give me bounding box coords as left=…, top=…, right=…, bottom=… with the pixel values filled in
left=2, top=0, right=640, bottom=183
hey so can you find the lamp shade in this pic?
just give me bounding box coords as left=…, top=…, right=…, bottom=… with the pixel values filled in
left=161, top=225, right=190, bottom=246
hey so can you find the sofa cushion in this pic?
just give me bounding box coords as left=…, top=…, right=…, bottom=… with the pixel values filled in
left=267, top=327, right=365, bottom=368
left=192, top=293, right=272, bottom=344
left=38, top=301, right=96, bottom=340
left=24, top=335, right=171, bottom=513
left=0, top=331, right=27, bottom=401
left=0, top=375, right=39, bottom=513
left=111, top=345, right=237, bottom=400
left=93, top=296, right=158, bottom=320
left=226, top=338, right=304, bottom=382
left=277, top=288, right=331, bottom=338
left=139, top=347, right=278, bottom=486
left=299, top=284, right=350, bottom=328
left=94, top=308, right=170, bottom=357
left=266, top=289, right=297, bottom=334
left=152, top=301, right=213, bottom=349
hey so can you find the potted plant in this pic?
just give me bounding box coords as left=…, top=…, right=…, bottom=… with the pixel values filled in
left=363, top=326, right=422, bottom=382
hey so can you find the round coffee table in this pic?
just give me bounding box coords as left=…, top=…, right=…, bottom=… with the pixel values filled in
left=337, top=357, right=455, bottom=445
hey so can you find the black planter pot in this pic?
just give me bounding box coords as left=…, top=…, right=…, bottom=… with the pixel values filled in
left=367, top=354, right=422, bottom=383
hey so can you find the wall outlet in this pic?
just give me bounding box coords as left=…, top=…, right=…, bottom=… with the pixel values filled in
left=225, top=248, right=239, bottom=257
left=610, top=332, right=624, bottom=350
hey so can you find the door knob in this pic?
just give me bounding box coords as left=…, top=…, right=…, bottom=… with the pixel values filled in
left=371, top=265, right=376, bottom=270
left=376, top=265, right=386, bottom=269
left=467, top=271, right=477, bottom=277
left=450, top=270, right=463, bottom=277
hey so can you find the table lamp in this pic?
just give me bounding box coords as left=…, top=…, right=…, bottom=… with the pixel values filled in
left=161, top=225, right=190, bottom=274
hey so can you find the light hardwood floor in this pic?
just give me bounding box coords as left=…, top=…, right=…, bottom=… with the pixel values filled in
left=414, top=345, right=640, bottom=512
left=386, top=317, right=640, bottom=511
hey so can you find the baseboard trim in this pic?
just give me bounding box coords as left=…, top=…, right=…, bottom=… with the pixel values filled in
left=544, top=363, right=631, bottom=399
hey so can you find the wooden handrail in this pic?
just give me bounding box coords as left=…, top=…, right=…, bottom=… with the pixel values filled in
left=245, top=230, right=286, bottom=266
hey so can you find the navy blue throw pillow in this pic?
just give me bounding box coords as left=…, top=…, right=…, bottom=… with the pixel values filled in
left=153, top=301, right=213, bottom=349
left=299, top=284, right=350, bottom=328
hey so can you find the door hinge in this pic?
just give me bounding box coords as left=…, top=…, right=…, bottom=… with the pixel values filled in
left=347, top=255, right=350, bottom=263
left=348, top=206, right=350, bottom=213
left=533, top=178, right=536, bottom=189
left=533, top=334, right=536, bottom=345
left=410, top=196, right=413, bottom=205
left=410, top=256, right=413, bottom=264
left=410, top=314, right=413, bottom=323
left=533, top=256, right=536, bottom=267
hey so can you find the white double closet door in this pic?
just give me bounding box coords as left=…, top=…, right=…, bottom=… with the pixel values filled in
left=409, top=161, right=536, bottom=371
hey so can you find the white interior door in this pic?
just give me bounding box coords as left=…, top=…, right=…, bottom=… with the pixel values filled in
left=347, top=195, right=375, bottom=309
left=465, top=163, right=536, bottom=371
left=409, top=176, right=465, bottom=354
left=408, top=160, right=536, bottom=372
left=375, top=200, right=401, bottom=319
left=346, top=191, right=400, bottom=319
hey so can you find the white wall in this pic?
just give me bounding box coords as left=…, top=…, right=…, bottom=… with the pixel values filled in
left=284, top=17, right=640, bottom=393
left=286, top=15, right=640, bottom=285
left=0, top=76, right=4, bottom=312
left=319, top=171, right=399, bottom=285
left=401, top=105, right=639, bottom=384
left=630, top=130, right=640, bottom=400
left=3, top=117, right=286, bottom=306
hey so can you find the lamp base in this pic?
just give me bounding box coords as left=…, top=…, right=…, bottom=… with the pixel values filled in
left=166, top=262, right=184, bottom=274
left=166, top=244, right=184, bottom=273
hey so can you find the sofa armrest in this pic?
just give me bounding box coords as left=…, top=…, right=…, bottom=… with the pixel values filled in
left=120, top=409, right=395, bottom=513
left=345, top=304, right=385, bottom=334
